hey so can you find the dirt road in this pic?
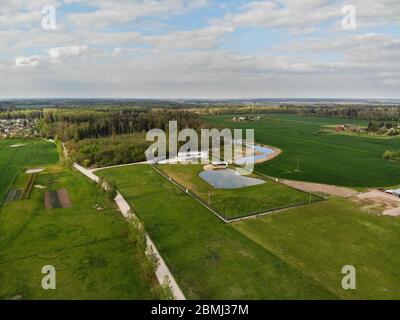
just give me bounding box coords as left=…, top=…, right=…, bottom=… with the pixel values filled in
left=278, top=179, right=358, bottom=198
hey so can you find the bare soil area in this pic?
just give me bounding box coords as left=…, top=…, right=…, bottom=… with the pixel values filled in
left=45, top=189, right=72, bottom=209
left=355, top=190, right=400, bottom=216
left=57, top=189, right=72, bottom=208
left=278, top=179, right=358, bottom=198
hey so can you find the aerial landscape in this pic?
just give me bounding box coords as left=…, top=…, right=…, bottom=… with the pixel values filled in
left=1, top=0, right=400, bottom=313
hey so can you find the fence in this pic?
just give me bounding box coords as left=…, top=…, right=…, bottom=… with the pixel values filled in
left=150, top=165, right=228, bottom=223
left=73, top=162, right=186, bottom=300
left=151, top=164, right=326, bottom=223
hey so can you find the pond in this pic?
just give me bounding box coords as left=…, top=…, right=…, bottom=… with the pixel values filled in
left=235, top=145, right=275, bottom=165
left=199, top=169, right=265, bottom=189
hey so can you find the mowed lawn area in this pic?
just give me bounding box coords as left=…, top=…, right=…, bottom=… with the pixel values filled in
left=233, top=198, right=400, bottom=299
left=157, top=164, right=321, bottom=219
left=0, top=139, right=59, bottom=206
left=100, top=165, right=400, bottom=299
left=0, top=165, right=161, bottom=299
left=99, top=165, right=336, bottom=299
left=204, top=115, right=400, bottom=187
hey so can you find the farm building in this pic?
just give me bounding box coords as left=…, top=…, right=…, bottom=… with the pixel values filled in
left=177, top=151, right=208, bottom=162
left=211, top=160, right=228, bottom=169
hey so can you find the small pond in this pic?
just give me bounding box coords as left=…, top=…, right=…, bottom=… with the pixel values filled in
left=199, top=169, right=265, bottom=189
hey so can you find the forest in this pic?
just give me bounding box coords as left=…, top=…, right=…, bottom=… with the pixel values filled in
left=0, top=107, right=205, bottom=138
left=65, top=133, right=149, bottom=168
left=33, top=107, right=207, bottom=167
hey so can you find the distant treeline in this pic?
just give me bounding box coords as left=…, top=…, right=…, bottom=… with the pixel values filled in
left=0, top=107, right=206, bottom=141
left=368, top=121, right=399, bottom=135
left=2, top=103, right=400, bottom=123
left=0, top=101, right=16, bottom=111
left=29, top=107, right=207, bottom=167
left=190, top=104, right=400, bottom=121
left=2, top=103, right=400, bottom=168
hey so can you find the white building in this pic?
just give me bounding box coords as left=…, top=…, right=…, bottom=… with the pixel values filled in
left=176, top=151, right=208, bottom=162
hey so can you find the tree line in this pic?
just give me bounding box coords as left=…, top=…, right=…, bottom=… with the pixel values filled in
left=186, top=104, right=400, bottom=121
left=1, top=107, right=206, bottom=141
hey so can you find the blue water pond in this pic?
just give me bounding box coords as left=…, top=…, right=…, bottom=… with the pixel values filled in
left=199, top=169, right=265, bottom=189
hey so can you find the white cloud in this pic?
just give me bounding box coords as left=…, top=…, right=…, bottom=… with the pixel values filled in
left=14, top=45, right=91, bottom=68
left=47, top=45, right=89, bottom=59
left=217, top=0, right=339, bottom=30
left=2, top=0, right=400, bottom=98
left=378, top=72, right=400, bottom=86
left=142, top=25, right=235, bottom=49
left=14, top=55, right=44, bottom=68
left=66, top=0, right=209, bottom=27
left=217, top=0, right=400, bottom=31
left=0, top=0, right=60, bottom=29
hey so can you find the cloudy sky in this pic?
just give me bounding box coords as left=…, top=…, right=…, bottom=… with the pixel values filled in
left=0, top=0, right=399, bottom=99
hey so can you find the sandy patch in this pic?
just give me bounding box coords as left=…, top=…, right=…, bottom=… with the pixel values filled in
left=34, top=185, right=46, bottom=189
left=278, top=179, right=358, bottom=198
left=203, top=164, right=214, bottom=171
left=355, top=190, right=400, bottom=216
left=383, top=207, right=400, bottom=216
left=234, top=144, right=282, bottom=165
left=26, top=168, right=44, bottom=174
left=256, top=145, right=282, bottom=164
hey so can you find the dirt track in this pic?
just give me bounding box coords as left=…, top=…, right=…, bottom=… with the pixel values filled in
left=356, top=190, right=400, bottom=216
left=278, top=179, right=358, bottom=198
left=45, top=189, right=72, bottom=209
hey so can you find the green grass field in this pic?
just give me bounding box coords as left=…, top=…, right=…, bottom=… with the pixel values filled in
left=156, top=164, right=321, bottom=219
left=0, top=139, right=59, bottom=206
left=204, top=115, right=400, bottom=187
left=233, top=198, right=400, bottom=299
left=0, top=165, right=161, bottom=299
left=99, top=165, right=400, bottom=299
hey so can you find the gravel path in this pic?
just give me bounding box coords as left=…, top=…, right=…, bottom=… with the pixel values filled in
left=74, top=162, right=186, bottom=300
left=278, top=179, right=358, bottom=198
left=92, top=161, right=148, bottom=172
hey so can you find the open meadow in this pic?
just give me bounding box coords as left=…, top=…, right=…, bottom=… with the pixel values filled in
left=99, top=164, right=400, bottom=299
left=233, top=198, right=400, bottom=299
left=0, top=139, right=58, bottom=207
left=99, top=165, right=335, bottom=299
left=204, top=115, right=400, bottom=187
left=0, top=164, right=161, bottom=299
